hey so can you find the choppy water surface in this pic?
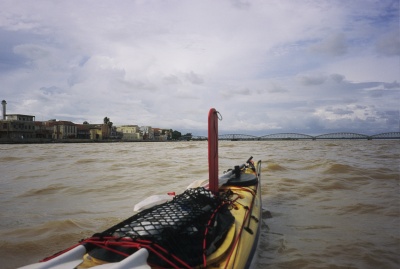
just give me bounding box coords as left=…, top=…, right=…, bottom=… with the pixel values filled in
left=0, top=140, right=399, bottom=268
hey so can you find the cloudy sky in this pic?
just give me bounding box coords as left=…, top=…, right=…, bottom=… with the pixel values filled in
left=1, top=0, right=399, bottom=136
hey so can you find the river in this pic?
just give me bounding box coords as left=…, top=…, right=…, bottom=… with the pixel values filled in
left=0, top=140, right=399, bottom=268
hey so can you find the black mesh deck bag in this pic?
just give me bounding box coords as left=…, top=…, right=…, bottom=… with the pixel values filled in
left=87, top=187, right=234, bottom=267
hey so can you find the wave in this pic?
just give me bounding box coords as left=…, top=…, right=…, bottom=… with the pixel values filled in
left=173, top=144, right=201, bottom=150
left=0, top=156, right=22, bottom=162
left=5, top=219, right=86, bottom=240
left=325, top=143, right=339, bottom=147
left=337, top=203, right=387, bottom=215
left=267, top=163, right=287, bottom=171
left=17, top=184, right=68, bottom=197
left=324, top=163, right=358, bottom=174
left=314, top=178, right=351, bottom=190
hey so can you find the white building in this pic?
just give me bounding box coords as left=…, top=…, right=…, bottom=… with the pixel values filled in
left=140, top=126, right=154, bottom=140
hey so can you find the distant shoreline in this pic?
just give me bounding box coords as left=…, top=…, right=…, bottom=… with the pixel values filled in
left=1, top=137, right=399, bottom=144
left=0, top=139, right=175, bottom=144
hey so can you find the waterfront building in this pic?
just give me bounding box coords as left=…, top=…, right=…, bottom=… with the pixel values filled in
left=140, top=126, right=154, bottom=140
left=48, top=120, right=77, bottom=139
left=116, top=125, right=143, bottom=140
left=0, top=99, right=164, bottom=142
left=153, top=128, right=171, bottom=141
left=0, top=114, right=36, bottom=139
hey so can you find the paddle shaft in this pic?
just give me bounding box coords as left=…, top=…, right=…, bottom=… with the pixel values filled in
left=208, top=108, right=219, bottom=195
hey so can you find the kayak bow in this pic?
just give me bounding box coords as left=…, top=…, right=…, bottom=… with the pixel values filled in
left=19, top=109, right=262, bottom=269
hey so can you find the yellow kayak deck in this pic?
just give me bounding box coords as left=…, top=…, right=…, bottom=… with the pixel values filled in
left=206, top=164, right=261, bottom=268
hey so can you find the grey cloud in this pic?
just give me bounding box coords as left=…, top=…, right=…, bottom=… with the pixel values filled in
left=267, top=83, right=288, bottom=93
left=355, top=105, right=368, bottom=110
left=163, top=75, right=182, bottom=85
left=297, top=105, right=316, bottom=113
left=163, top=71, right=203, bottom=85
left=338, top=80, right=397, bottom=92
left=229, top=88, right=251, bottom=95
left=369, top=90, right=384, bottom=98
left=376, top=110, right=400, bottom=127
left=310, top=33, right=347, bottom=56
left=235, top=88, right=251, bottom=95
left=383, top=81, right=400, bottom=89
left=339, top=98, right=358, bottom=105
left=375, top=31, right=400, bottom=56
left=298, top=73, right=327, bottom=85
left=40, top=86, right=63, bottom=96
left=13, top=44, right=50, bottom=60
left=78, top=56, right=90, bottom=67
left=230, top=0, right=251, bottom=9
left=221, top=87, right=251, bottom=98
left=368, top=86, right=399, bottom=98
left=330, top=74, right=345, bottom=83
left=0, top=49, right=25, bottom=71
left=118, top=79, right=157, bottom=92
left=0, top=29, right=35, bottom=71
left=327, top=107, right=354, bottom=115
left=184, top=71, right=204, bottom=85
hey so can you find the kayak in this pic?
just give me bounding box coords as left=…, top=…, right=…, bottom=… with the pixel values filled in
left=19, top=108, right=262, bottom=269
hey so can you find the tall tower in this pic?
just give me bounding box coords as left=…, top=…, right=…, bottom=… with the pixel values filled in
left=1, top=100, right=6, bottom=120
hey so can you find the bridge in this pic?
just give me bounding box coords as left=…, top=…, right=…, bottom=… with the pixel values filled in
left=315, top=132, right=369, bottom=140
left=192, top=135, right=207, bottom=140
left=190, top=132, right=400, bottom=141
left=219, top=134, right=259, bottom=141
left=370, top=132, right=400, bottom=139
left=259, top=133, right=314, bottom=140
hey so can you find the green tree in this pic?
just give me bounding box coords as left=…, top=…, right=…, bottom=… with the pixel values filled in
left=171, top=130, right=182, bottom=140
left=183, top=133, right=192, bottom=141
left=103, top=117, right=112, bottom=139
left=103, top=117, right=110, bottom=124
left=167, top=129, right=173, bottom=140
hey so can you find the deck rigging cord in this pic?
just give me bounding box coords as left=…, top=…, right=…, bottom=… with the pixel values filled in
left=37, top=187, right=236, bottom=269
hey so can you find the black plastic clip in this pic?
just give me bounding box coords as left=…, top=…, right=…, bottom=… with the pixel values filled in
left=234, top=165, right=241, bottom=178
